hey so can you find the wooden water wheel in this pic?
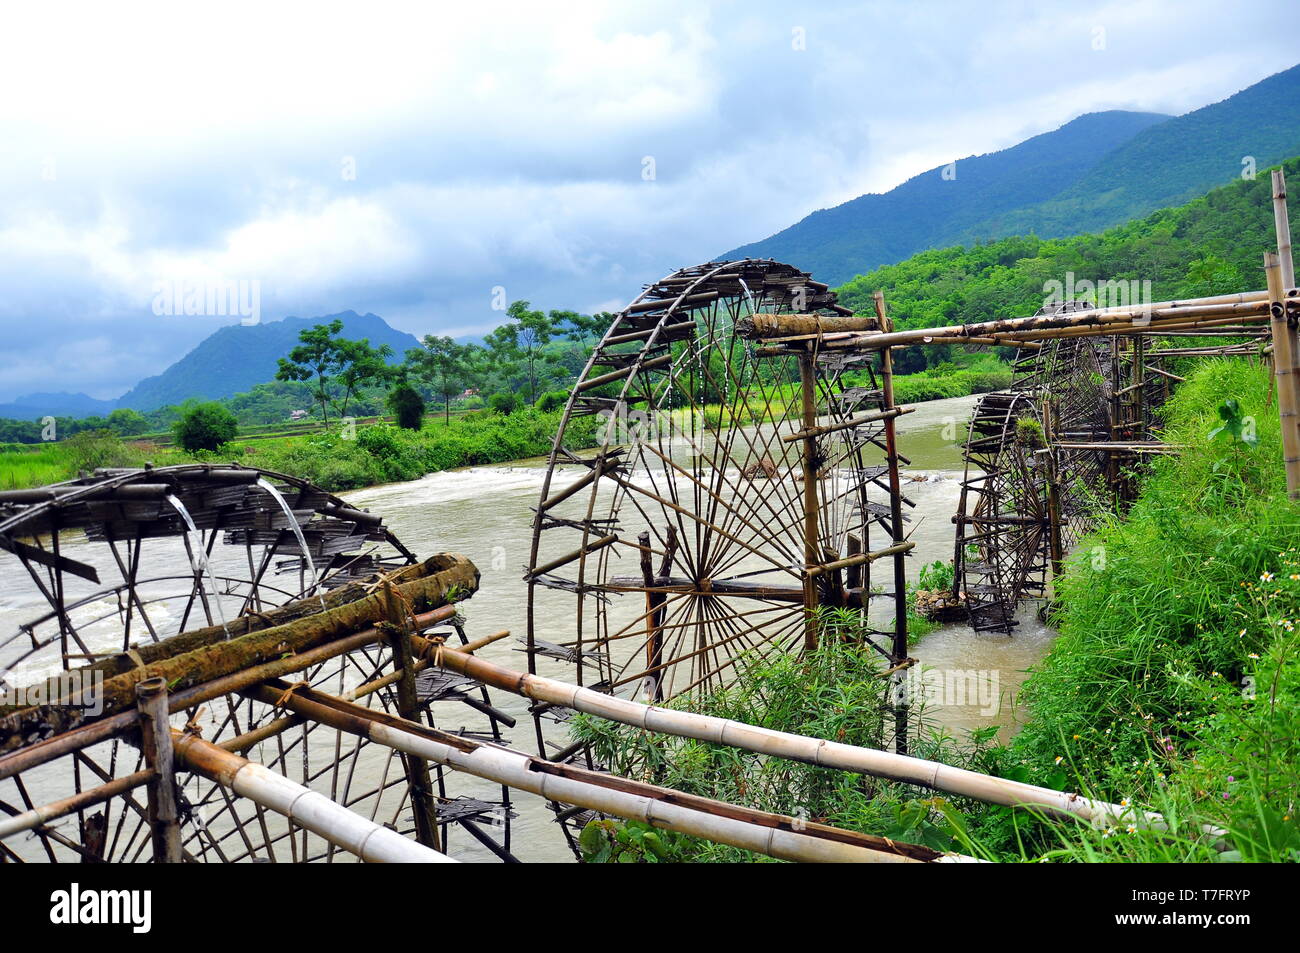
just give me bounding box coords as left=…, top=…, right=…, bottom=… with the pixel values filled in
left=952, top=302, right=1175, bottom=633
left=0, top=465, right=514, bottom=862
left=524, top=260, right=914, bottom=846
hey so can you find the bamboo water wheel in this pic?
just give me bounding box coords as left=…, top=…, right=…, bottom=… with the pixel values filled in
left=0, top=465, right=514, bottom=862
left=952, top=303, right=1179, bottom=633
left=524, top=260, right=913, bottom=846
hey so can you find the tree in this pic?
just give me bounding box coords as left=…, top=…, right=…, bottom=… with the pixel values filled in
left=488, top=391, right=519, bottom=415
left=405, top=336, right=480, bottom=423
left=486, top=301, right=557, bottom=404
left=275, top=320, right=394, bottom=422
left=334, top=338, right=394, bottom=418
left=106, top=408, right=149, bottom=436
left=173, top=402, right=238, bottom=452
left=276, top=319, right=346, bottom=423
left=386, top=382, right=425, bottom=430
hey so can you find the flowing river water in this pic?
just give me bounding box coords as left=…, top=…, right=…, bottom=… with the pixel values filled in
left=0, top=394, right=1058, bottom=862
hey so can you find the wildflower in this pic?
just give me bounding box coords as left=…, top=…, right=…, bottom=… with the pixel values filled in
left=1248, top=653, right=1260, bottom=660
left=1126, top=825, right=1137, bottom=834
left=1054, top=756, right=1064, bottom=765
left=1261, top=572, right=1275, bottom=582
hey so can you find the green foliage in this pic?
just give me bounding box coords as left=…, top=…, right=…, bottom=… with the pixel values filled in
left=534, top=390, right=569, bottom=413
left=386, top=383, right=425, bottom=430
left=488, top=392, right=520, bottom=415
left=918, top=560, right=955, bottom=591
left=172, top=402, right=239, bottom=452
left=578, top=819, right=685, bottom=863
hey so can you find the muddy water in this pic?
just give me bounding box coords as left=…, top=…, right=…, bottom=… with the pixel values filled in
left=0, top=394, right=1058, bottom=862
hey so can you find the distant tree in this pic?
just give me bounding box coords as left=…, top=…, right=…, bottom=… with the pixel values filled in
left=386, top=382, right=425, bottom=430
left=173, top=402, right=238, bottom=452
left=486, top=302, right=557, bottom=404
left=275, top=320, right=393, bottom=422
left=276, top=319, right=346, bottom=423
left=106, top=408, right=148, bottom=436
left=405, top=336, right=480, bottom=423
left=334, top=338, right=394, bottom=419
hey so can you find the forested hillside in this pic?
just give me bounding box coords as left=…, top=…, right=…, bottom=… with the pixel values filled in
left=836, top=156, right=1300, bottom=370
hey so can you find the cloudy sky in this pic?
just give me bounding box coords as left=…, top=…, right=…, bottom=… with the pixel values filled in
left=1, top=0, right=1296, bottom=401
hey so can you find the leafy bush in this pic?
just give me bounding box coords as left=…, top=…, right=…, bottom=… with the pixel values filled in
left=173, top=402, right=239, bottom=452
left=386, top=383, right=425, bottom=430
left=534, top=390, right=569, bottom=413
left=488, top=392, right=520, bottom=415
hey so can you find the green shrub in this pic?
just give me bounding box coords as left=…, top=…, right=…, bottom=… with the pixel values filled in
left=386, top=384, right=425, bottom=430
left=173, top=402, right=239, bottom=452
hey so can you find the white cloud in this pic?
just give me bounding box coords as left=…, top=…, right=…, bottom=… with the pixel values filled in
left=0, top=0, right=1295, bottom=399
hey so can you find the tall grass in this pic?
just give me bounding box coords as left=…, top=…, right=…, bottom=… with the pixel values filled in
left=1005, top=358, right=1300, bottom=860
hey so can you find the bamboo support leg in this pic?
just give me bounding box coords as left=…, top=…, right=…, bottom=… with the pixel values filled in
left=874, top=291, right=910, bottom=755
left=134, top=677, right=183, bottom=863
left=1266, top=253, right=1300, bottom=499
left=798, top=349, right=821, bottom=650
left=381, top=581, right=442, bottom=853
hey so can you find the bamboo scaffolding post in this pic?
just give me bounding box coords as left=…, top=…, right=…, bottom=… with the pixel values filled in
left=739, top=293, right=1274, bottom=352
left=797, top=348, right=821, bottom=649
left=380, top=580, right=441, bottom=852
left=873, top=291, right=911, bottom=755
left=134, top=677, right=183, bottom=863
left=1265, top=252, right=1300, bottom=499
left=217, top=628, right=513, bottom=755
left=171, top=729, right=456, bottom=863
left=242, top=681, right=972, bottom=863
left=427, top=645, right=1212, bottom=837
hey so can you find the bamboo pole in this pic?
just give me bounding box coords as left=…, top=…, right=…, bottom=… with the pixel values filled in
left=1266, top=252, right=1300, bottom=499
left=244, top=682, right=970, bottom=863
left=0, top=604, right=460, bottom=780
left=134, top=677, right=183, bottom=863
left=380, top=581, right=441, bottom=853
left=171, top=729, right=455, bottom=863
left=798, top=349, right=821, bottom=649
left=429, top=645, right=1208, bottom=836
left=873, top=291, right=911, bottom=756
left=744, top=295, right=1272, bottom=352
left=0, top=769, right=152, bottom=841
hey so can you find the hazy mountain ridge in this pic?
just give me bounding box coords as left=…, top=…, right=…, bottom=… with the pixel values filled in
left=722, top=63, right=1300, bottom=286
left=0, top=312, right=420, bottom=419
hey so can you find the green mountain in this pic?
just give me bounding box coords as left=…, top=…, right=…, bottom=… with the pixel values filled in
left=723, top=63, right=1300, bottom=286
left=833, top=154, right=1300, bottom=374
left=118, top=311, right=419, bottom=412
